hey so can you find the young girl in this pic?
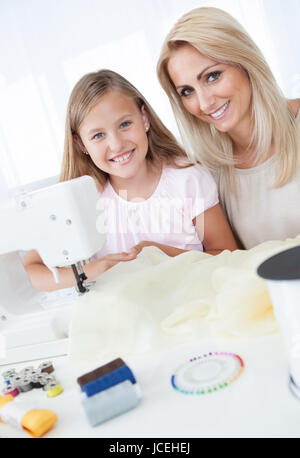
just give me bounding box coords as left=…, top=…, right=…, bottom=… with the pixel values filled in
left=24, top=69, right=237, bottom=291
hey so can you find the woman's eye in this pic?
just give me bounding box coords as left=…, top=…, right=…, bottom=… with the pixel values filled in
left=179, top=87, right=193, bottom=98
left=120, top=121, right=131, bottom=129
left=206, top=71, right=222, bottom=83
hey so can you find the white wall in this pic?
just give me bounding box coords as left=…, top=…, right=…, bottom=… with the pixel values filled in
left=0, top=0, right=299, bottom=189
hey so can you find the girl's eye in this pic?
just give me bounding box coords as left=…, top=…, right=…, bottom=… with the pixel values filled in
left=92, top=132, right=104, bottom=140
left=179, top=87, right=193, bottom=98
left=206, top=71, right=222, bottom=83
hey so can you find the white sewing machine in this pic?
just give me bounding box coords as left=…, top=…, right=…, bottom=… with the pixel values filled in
left=0, top=175, right=106, bottom=365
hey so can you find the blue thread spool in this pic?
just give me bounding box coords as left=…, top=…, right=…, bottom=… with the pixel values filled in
left=82, top=365, right=136, bottom=398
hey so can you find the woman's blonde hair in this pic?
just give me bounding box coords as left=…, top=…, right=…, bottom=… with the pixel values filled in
left=60, top=69, right=191, bottom=187
left=157, top=7, right=300, bottom=190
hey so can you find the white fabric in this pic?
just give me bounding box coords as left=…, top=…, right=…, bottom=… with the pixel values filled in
left=94, top=164, right=219, bottom=257
left=69, top=234, right=300, bottom=362
left=216, top=110, right=300, bottom=249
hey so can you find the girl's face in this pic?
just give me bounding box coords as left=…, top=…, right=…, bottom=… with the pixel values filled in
left=77, top=90, right=150, bottom=181
left=167, top=44, right=252, bottom=136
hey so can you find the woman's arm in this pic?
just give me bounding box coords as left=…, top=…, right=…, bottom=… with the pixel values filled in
left=23, top=248, right=139, bottom=292
left=132, top=241, right=188, bottom=257
left=195, top=204, right=238, bottom=255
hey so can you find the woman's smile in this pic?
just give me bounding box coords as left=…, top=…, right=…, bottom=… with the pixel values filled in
left=207, top=100, right=230, bottom=120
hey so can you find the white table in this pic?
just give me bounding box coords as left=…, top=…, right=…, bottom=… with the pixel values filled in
left=0, top=333, right=299, bottom=439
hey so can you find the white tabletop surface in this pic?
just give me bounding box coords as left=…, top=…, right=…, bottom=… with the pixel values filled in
left=0, top=332, right=300, bottom=439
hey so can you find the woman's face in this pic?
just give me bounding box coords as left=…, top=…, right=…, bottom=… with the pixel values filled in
left=167, top=44, right=252, bottom=136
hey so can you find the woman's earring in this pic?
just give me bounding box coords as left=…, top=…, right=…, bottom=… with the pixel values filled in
left=145, top=124, right=150, bottom=132
left=83, top=150, right=89, bottom=155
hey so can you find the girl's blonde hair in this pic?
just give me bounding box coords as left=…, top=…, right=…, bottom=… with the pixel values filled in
left=157, top=6, right=300, bottom=190
left=60, top=69, right=191, bottom=187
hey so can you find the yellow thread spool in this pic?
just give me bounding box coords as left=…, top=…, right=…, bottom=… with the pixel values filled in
left=46, top=383, right=63, bottom=398
left=21, top=409, right=57, bottom=438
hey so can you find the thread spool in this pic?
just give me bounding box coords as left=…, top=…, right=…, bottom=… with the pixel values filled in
left=45, top=381, right=63, bottom=398
left=1, top=369, right=17, bottom=385
left=0, top=394, right=14, bottom=412
left=42, top=375, right=56, bottom=390
left=0, top=398, right=57, bottom=437
left=21, top=409, right=57, bottom=437
left=19, top=366, right=34, bottom=377
left=17, top=377, right=33, bottom=393
left=82, top=365, right=136, bottom=398
left=29, top=369, right=40, bottom=379
left=31, top=375, right=44, bottom=389
left=38, top=361, right=54, bottom=375
left=11, top=374, right=23, bottom=387
left=4, top=385, right=20, bottom=398
left=77, top=358, right=125, bottom=390
left=81, top=380, right=139, bottom=427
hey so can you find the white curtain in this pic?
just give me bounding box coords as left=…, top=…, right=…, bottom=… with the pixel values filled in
left=0, top=0, right=299, bottom=193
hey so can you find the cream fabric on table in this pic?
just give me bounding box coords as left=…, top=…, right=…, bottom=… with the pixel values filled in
left=69, top=235, right=300, bottom=362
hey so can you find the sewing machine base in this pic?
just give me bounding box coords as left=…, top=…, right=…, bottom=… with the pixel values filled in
left=0, top=338, right=69, bottom=366
left=0, top=305, right=72, bottom=366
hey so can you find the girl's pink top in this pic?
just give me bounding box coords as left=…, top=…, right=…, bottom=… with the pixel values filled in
left=93, top=164, right=219, bottom=257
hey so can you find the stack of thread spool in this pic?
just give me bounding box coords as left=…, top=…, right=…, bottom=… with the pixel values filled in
left=0, top=361, right=61, bottom=436
left=1, top=361, right=63, bottom=398
left=77, top=357, right=141, bottom=427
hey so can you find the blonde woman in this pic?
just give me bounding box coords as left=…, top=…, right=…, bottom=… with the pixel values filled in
left=24, top=69, right=237, bottom=291
left=157, top=7, right=300, bottom=249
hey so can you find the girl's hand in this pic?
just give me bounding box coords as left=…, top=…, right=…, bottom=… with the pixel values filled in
left=23, top=248, right=140, bottom=292
left=96, top=248, right=140, bottom=275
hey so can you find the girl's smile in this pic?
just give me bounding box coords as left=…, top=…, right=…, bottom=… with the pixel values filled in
left=109, top=148, right=135, bottom=164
